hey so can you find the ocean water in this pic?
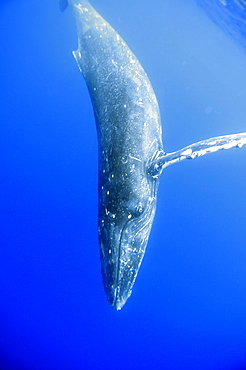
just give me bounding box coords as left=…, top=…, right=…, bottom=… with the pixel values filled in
left=1, top=0, right=246, bottom=369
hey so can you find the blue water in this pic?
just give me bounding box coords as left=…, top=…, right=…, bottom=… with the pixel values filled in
left=1, top=1, right=246, bottom=369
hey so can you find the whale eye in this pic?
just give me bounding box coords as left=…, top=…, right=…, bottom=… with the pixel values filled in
left=125, top=199, right=146, bottom=219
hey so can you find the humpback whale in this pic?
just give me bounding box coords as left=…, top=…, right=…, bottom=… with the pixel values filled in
left=61, top=0, right=246, bottom=310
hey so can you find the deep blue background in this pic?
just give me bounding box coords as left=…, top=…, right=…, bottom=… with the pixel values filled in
left=1, top=1, right=246, bottom=369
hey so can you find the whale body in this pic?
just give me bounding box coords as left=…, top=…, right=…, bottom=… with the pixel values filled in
left=64, top=0, right=164, bottom=310
left=62, top=0, right=246, bottom=310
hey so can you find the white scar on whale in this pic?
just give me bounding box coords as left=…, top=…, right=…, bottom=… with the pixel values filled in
left=61, top=0, right=246, bottom=310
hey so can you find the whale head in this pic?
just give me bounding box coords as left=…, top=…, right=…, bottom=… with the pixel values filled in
left=98, top=162, right=160, bottom=310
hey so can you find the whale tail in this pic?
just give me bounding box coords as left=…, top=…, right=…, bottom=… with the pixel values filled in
left=59, top=0, right=68, bottom=11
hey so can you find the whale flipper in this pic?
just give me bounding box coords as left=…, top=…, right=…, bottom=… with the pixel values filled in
left=149, top=132, right=246, bottom=177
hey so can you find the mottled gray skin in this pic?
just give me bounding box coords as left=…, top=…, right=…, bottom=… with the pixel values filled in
left=67, top=0, right=164, bottom=309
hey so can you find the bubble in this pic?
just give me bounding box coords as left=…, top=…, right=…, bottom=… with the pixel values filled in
left=205, top=106, right=213, bottom=114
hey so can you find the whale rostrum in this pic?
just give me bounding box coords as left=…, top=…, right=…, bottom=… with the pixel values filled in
left=62, top=0, right=246, bottom=310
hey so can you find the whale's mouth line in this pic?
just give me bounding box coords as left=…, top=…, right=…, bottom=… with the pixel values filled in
left=112, top=217, right=129, bottom=309
left=112, top=184, right=157, bottom=309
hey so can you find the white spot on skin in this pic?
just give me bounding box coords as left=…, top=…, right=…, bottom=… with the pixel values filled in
left=128, top=214, right=132, bottom=219
left=129, top=155, right=141, bottom=162
left=105, top=72, right=112, bottom=81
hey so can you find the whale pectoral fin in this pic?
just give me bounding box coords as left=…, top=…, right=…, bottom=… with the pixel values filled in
left=59, top=0, right=68, bottom=12
left=149, top=132, right=246, bottom=175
